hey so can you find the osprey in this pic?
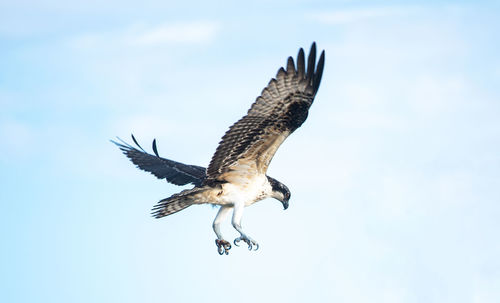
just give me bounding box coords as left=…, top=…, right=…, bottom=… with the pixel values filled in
left=113, top=43, right=325, bottom=255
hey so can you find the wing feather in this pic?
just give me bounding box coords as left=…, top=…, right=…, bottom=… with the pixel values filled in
left=112, top=135, right=206, bottom=186
left=205, top=42, right=325, bottom=182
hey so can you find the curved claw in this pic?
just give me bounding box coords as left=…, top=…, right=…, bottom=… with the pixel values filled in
left=247, top=240, right=259, bottom=251
left=254, top=243, right=259, bottom=251
left=233, top=236, right=259, bottom=251
left=215, top=239, right=231, bottom=255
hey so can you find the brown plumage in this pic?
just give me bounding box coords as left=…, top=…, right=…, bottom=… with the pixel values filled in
left=113, top=43, right=325, bottom=255
left=205, top=43, right=325, bottom=182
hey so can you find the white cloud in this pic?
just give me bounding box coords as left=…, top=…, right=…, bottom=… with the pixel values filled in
left=310, top=6, right=418, bottom=24
left=70, top=20, right=220, bottom=49
left=131, top=21, right=219, bottom=45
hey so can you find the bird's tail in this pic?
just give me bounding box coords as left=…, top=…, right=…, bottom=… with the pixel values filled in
left=151, top=187, right=209, bottom=218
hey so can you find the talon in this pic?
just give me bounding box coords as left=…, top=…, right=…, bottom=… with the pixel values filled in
left=233, top=236, right=260, bottom=252
left=215, top=239, right=231, bottom=255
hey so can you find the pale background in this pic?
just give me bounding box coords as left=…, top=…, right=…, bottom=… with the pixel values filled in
left=1, top=1, right=499, bottom=302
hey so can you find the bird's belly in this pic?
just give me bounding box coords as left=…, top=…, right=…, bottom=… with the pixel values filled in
left=216, top=175, right=271, bottom=206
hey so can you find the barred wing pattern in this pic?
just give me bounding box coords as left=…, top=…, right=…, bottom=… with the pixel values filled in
left=112, top=135, right=206, bottom=186
left=205, top=43, right=325, bottom=182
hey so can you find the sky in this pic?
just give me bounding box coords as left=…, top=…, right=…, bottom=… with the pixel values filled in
left=1, top=1, right=500, bottom=302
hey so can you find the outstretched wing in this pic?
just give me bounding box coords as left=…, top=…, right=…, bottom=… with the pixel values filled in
left=205, top=42, right=325, bottom=183
left=112, top=135, right=206, bottom=186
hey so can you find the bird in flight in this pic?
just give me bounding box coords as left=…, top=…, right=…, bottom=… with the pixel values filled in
left=113, top=42, right=325, bottom=255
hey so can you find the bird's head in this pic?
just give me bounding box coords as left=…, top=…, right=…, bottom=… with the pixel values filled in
left=267, top=176, right=291, bottom=210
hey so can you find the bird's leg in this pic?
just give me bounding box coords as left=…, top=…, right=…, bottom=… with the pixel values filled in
left=213, top=206, right=232, bottom=255
left=231, top=203, right=259, bottom=251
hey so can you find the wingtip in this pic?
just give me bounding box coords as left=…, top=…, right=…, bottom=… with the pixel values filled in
left=110, top=136, right=132, bottom=150
left=317, top=49, right=325, bottom=71
left=310, top=42, right=317, bottom=54
left=313, top=49, right=325, bottom=93
left=306, top=42, right=317, bottom=81
left=277, top=66, right=286, bottom=77
left=152, top=139, right=160, bottom=157
left=286, top=56, right=295, bottom=74
left=297, top=48, right=306, bottom=78
left=131, top=134, right=147, bottom=152
left=131, top=133, right=138, bottom=145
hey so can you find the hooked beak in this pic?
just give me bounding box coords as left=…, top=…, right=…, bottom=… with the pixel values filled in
left=282, top=200, right=289, bottom=210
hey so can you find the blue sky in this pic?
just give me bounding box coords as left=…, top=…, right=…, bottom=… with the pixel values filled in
left=1, top=1, right=499, bottom=302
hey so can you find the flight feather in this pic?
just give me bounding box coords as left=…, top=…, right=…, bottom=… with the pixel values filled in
left=112, top=135, right=206, bottom=186
left=205, top=42, right=325, bottom=182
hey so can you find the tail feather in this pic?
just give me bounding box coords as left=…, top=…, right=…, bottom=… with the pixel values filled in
left=151, top=187, right=207, bottom=218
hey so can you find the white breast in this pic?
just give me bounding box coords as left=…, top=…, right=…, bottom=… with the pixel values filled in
left=218, top=174, right=272, bottom=207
